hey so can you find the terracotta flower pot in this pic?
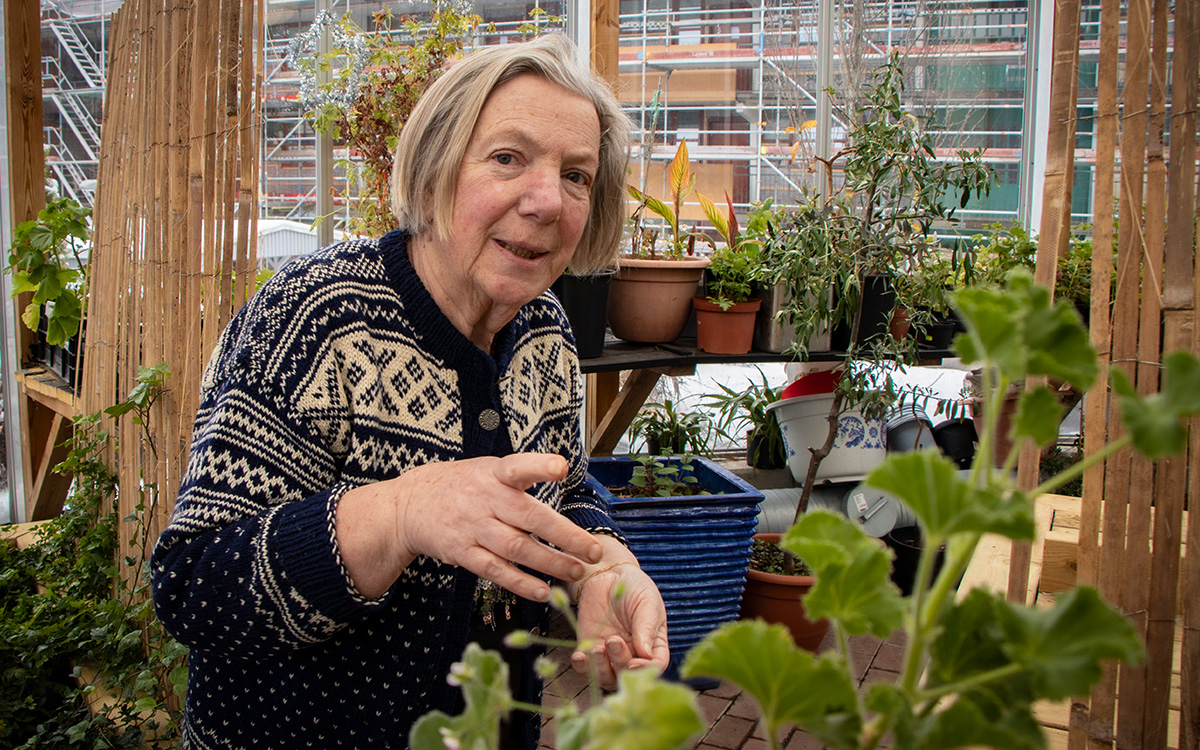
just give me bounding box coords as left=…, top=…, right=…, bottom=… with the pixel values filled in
left=693, top=296, right=762, bottom=354
left=739, top=533, right=830, bottom=652
left=606, top=256, right=710, bottom=344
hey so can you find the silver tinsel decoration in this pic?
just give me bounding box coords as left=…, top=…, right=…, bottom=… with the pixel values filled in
left=286, top=10, right=372, bottom=112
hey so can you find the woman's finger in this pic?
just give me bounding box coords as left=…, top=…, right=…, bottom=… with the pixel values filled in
left=478, top=521, right=586, bottom=585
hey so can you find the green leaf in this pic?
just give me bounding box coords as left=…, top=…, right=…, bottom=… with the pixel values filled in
left=951, top=273, right=1098, bottom=391
left=28, top=223, right=55, bottom=251
left=683, top=619, right=860, bottom=745
left=1003, top=586, right=1145, bottom=700
left=584, top=668, right=703, bottom=750
left=628, top=185, right=676, bottom=230
left=11, top=272, right=38, bottom=295
left=46, top=315, right=79, bottom=347
left=917, top=696, right=1044, bottom=750
left=926, top=589, right=1017, bottom=694
left=1115, top=351, right=1200, bottom=459
left=409, top=711, right=456, bottom=750
left=781, top=511, right=905, bottom=637
left=865, top=452, right=1036, bottom=542
left=553, top=705, right=591, bottom=750
left=409, top=643, right=510, bottom=750
left=1012, top=385, right=1062, bottom=449
left=133, top=696, right=158, bottom=714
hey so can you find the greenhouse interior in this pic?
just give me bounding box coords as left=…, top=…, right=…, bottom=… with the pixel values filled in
left=2, top=0, right=1198, bottom=748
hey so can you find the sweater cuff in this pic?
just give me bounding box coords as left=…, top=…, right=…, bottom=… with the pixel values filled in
left=270, top=484, right=390, bottom=623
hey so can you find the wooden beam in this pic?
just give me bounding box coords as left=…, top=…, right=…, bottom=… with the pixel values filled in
left=25, top=406, right=73, bottom=520
left=5, top=0, right=51, bottom=521
left=590, top=0, right=620, bottom=87
left=588, top=365, right=695, bottom=456
left=1012, top=0, right=1081, bottom=606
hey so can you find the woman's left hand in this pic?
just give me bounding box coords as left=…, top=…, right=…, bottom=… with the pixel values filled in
left=568, top=537, right=669, bottom=691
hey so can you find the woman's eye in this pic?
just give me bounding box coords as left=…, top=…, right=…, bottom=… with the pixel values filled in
left=565, top=171, right=590, bottom=186
left=495, top=153, right=515, bottom=166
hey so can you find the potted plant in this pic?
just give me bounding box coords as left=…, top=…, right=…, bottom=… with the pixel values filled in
left=680, top=271, right=1200, bottom=749
left=584, top=453, right=765, bottom=681
left=703, top=367, right=786, bottom=469
left=628, top=399, right=713, bottom=456
left=737, top=533, right=829, bottom=652
left=6, top=197, right=91, bottom=389
left=689, top=192, right=764, bottom=354
left=608, top=141, right=710, bottom=344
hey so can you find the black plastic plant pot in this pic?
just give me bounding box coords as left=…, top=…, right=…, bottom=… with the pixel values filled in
left=884, top=525, right=946, bottom=597
left=830, top=274, right=898, bottom=351
left=551, top=270, right=614, bottom=359
left=931, top=418, right=977, bottom=469
left=746, top=430, right=786, bottom=470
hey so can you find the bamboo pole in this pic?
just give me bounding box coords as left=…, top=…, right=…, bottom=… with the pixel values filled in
left=84, top=0, right=261, bottom=575
left=1071, top=1, right=1121, bottom=747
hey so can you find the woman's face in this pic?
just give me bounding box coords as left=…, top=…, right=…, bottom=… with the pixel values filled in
left=414, top=73, right=601, bottom=334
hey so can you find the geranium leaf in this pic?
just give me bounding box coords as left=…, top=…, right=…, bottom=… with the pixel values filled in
left=782, top=511, right=905, bottom=637
left=1012, top=385, right=1062, bottom=448
left=683, top=619, right=860, bottom=745
left=916, top=697, right=1044, bottom=750
left=584, top=668, right=703, bottom=750
left=1001, top=586, right=1144, bottom=700
left=409, top=644, right=509, bottom=750
left=866, top=452, right=1036, bottom=542
left=1114, top=352, right=1200, bottom=459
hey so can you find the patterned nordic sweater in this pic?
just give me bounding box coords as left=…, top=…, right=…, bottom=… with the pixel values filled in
left=150, top=229, right=620, bottom=749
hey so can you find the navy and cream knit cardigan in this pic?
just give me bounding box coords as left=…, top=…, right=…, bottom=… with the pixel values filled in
left=150, top=230, right=621, bottom=749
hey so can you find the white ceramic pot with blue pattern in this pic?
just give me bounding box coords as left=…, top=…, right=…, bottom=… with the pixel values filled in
left=767, top=391, right=887, bottom=484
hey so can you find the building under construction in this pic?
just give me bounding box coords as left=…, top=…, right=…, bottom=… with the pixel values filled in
left=40, top=0, right=1118, bottom=243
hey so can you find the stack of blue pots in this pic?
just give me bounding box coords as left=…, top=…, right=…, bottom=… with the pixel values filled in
left=584, top=456, right=764, bottom=679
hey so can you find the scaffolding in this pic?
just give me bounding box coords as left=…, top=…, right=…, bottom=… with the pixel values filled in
left=38, top=0, right=1133, bottom=237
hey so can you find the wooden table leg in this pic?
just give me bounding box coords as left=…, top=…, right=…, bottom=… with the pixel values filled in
left=587, top=365, right=695, bottom=456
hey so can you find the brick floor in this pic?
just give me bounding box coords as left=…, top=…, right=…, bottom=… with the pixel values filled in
left=536, top=616, right=912, bottom=750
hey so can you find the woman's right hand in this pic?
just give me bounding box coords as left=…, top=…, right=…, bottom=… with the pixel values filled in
left=334, top=453, right=602, bottom=600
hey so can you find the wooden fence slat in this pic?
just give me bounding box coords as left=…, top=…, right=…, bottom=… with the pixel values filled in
left=1112, top=0, right=1156, bottom=745
left=1170, top=0, right=1200, bottom=745
left=1011, top=0, right=1082, bottom=606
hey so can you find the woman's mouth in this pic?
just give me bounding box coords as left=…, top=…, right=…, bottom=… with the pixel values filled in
left=498, top=240, right=543, bottom=260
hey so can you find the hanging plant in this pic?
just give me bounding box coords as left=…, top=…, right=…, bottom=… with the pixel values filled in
left=289, top=7, right=480, bottom=237
left=6, top=197, right=90, bottom=347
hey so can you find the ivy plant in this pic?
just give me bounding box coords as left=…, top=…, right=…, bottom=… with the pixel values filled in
left=0, top=366, right=186, bottom=749
left=5, top=197, right=90, bottom=347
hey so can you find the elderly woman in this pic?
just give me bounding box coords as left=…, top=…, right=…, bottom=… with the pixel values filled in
left=150, top=35, right=668, bottom=749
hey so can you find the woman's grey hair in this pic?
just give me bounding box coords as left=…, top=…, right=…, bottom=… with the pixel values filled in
left=390, top=34, right=631, bottom=274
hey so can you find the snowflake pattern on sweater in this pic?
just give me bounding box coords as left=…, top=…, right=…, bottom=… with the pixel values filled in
left=150, top=230, right=619, bottom=749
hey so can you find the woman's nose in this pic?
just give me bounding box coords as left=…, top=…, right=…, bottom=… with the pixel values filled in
left=518, top=168, right=563, bottom=223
